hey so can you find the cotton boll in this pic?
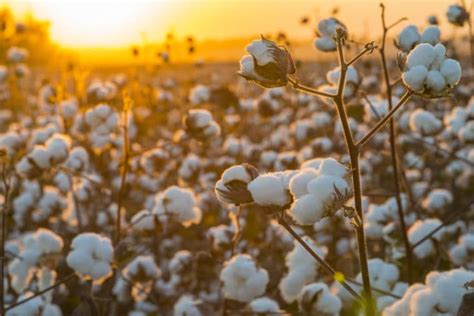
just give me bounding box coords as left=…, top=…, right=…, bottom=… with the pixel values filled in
left=174, top=295, right=204, bottom=316
left=459, top=121, right=474, bottom=143
left=398, top=25, right=421, bottom=52
left=247, top=173, right=290, bottom=207
left=314, top=37, right=337, bottom=52
left=408, top=219, right=444, bottom=259
left=290, top=193, right=325, bottom=225
left=153, top=186, right=202, bottom=227
left=420, top=26, right=440, bottom=45
left=409, top=109, right=442, bottom=135
left=289, top=168, right=318, bottom=198
left=307, top=174, right=350, bottom=202
left=406, top=43, right=436, bottom=69
left=318, top=157, right=348, bottom=178
left=248, top=297, right=280, bottom=313
left=298, top=282, right=342, bottom=315
left=421, top=189, right=452, bottom=213
left=66, top=233, right=114, bottom=284
left=402, top=65, right=428, bottom=92
left=220, top=254, right=269, bottom=302
left=440, top=58, right=462, bottom=86
left=430, top=43, right=446, bottom=70
left=425, top=70, right=446, bottom=92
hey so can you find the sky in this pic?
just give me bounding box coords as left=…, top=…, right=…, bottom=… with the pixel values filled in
left=2, top=0, right=459, bottom=48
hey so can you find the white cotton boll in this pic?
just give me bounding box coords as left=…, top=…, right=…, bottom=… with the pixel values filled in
left=408, top=219, right=444, bottom=259
left=409, top=288, right=438, bottom=316
left=301, top=158, right=324, bottom=170
left=420, top=26, right=440, bottom=45
left=247, top=174, right=290, bottom=207
left=65, top=147, right=89, bottom=172
left=421, top=189, right=452, bottom=213
left=402, top=65, right=428, bottom=92
left=173, top=295, right=203, bottom=316
left=248, top=297, right=280, bottom=313
left=307, top=174, right=350, bottom=202
left=406, top=43, right=436, bottom=69
left=298, top=283, right=342, bottom=315
left=60, top=99, right=78, bottom=119
left=382, top=283, right=426, bottom=316
left=326, top=66, right=359, bottom=86
left=425, top=70, right=446, bottom=92
left=29, top=145, right=52, bottom=170
left=239, top=55, right=255, bottom=78
left=289, top=168, right=318, bottom=198
left=440, top=58, right=462, bottom=86
left=220, top=165, right=255, bottom=184
left=66, top=233, right=114, bottom=284
left=290, top=194, right=325, bottom=225
left=130, top=210, right=155, bottom=232
left=5, top=292, right=43, bottom=316
left=459, top=121, right=474, bottom=143
left=280, top=270, right=308, bottom=303
left=153, top=186, right=202, bottom=227
left=409, top=109, right=442, bottom=135
left=318, top=158, right=348, bottom=178
left=314, top=37, right=336, bottom=52
left=247, top=39, right=274, bottom=66
left=220, top=254, right=269, bottom=302
left=430, top=43, right=446, bottom=70
left=398, top=25, right=421, bottom=52
left=45, top=134, right=71, bottom=164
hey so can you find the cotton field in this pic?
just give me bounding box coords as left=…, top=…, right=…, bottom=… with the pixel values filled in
left=0, top=1, right=474, bottom=316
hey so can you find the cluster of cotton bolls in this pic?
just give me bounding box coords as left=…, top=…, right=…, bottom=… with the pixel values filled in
left=396, top=25, right=441, bottom=52
left=383, top=269, right=474, bottom=315
left=314, top=18, right=348, bottom=52
left=83, top=103, right=119, bottom=149
left=401, top=43, right=461, bottom=96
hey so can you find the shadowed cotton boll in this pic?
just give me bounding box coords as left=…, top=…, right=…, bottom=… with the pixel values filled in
left=152, top=186, right=202, bottom=227
left=314, top=18, right=348, bottom=52
left=408, top=109, right=442, bottom=135
left=174, top=295, right=207, bottom=316
left=215, top=164, right=258, bottom=205
left=248, top=297, right=280, bottom=314
left=189, top=85, right=210, bottom=105
left=447, top=4, right=469, bottom=26
left=247, top=171, right=294, bottom=208
left=298, top=282, right=342, bottom=316
left=220, top=254, right=269, bottom=302
left=408, top=219, right=445, bottom=259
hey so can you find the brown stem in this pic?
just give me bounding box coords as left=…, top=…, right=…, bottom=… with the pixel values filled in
left=356, top=91, right=412, bottom=147
left=287, top=76, right=336, bottom=99
left=0, top=163, right=11, bottom=315
left=333, top=35, right=375, bottom=316
left=379, top=2, right=414, bottom=284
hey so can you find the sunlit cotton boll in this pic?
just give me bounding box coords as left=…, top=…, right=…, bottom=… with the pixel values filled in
left=408, top=109, right=442, bottom=135
left=84, top=103, right=119, bottom=135
left=122, top=256, right=161, bottom=302
left=397, top=25, right=421, bottom=52
left=152, top=186, right=202, bottom=227
left=45, top=134, right=71, bottom=164
left=66, top=233, right=114, bottom=284
left=239, top=36, right=295, bottom=88
left=421, top=189, right=453, bottom=214
left=314, top=17, right=347, bottom=52
left=402, top=43, right=461, bottom=96
left=298, top=282, right=342, bottom=316
left=174, top=295, right=206, bottom=316
left=189, top=85, right=210, bottom=105
left=247, top=171, right=294, bottom=208
left=215, top=164, right=258, bottom=205
left=220, top=254, right=269, bottom=302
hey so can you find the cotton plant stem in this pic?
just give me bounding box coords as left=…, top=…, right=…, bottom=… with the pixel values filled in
left=287, top=76, right=336, bottom=98
left=332, top=34, right=375, bottom=316
left=379, top=3, right=414, bottom=284
left=356, top=91, right=412, bottom=147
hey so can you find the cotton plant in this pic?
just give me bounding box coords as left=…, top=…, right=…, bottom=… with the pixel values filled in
left=319, top=65, right=361, bottom=100
left=408, top=109, right=443, bottom=136
left=408, top=219, right=446, bottom=259
left=314, top=17, right=348, bottom=52
left=182, top=109, right=221, bottom=141
left=298, top=282, right=342, bottom=316
left=449, top=233, right=474, bottom=269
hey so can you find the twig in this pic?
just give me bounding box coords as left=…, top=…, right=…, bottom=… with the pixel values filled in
left=287, top=76, right=336, bottom=99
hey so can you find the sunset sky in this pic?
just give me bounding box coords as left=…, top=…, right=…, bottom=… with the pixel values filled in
left=3, top=0, right=458, bottom=48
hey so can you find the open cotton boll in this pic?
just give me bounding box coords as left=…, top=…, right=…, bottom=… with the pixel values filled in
left=220, top=254, right=269, bottom=302
left=215, top=164, right=258, bottom=205
left=459, top=121, right=474, bottom=143
left=66, top=233, right=114, bottom=284
left=440, top=58, right=462, bottom=86
left=247, top=39, right=275, bottom=66
left=307, top=174, right=350, bottom=202
left=408, top=109, right=442, bottom=135
left=298, top=282, right=342, bottom=316
left=397, top=25, right=420, bottom=52
left=153, top=186, right=202, bottom=227
left=290, top=193, right=325, bottom=225
left=406, top=43, right=436, bottom=69
left=326, top=66, right=359, bottom=85
left=420, top=26, right=441, bottom=45
left=189, top=85, right=210, bottom=104
left=248, top=297, right=280, bottom=314
left=247, top=173, right=291, bottom=207
left=174, top=295, right=204, bottom=316
left=408, top=219, right=444, bottom=259
left=430, top=43, right=446, bottom=70
left=314, top=37, right=336, bottom=52
left=318, top=157, right=348, bottom=178
left=288, top=168, right=319, bottom=198
left=421, top=189, right=452, bottom=213
left=45, top=134, right=71, bottom=164
left=402, top=65, right=428, bottom=92
left=425, top=70, right=446, bottom=92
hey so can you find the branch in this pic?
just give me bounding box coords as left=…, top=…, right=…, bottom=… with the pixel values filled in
left=287, top=76, right=336, bottom=99
left=356, top=91, right=413, bottom=147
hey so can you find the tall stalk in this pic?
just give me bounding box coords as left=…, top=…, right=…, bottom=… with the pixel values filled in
left=379, top=3, right=413, bottom=283
left=0, top=158, right=11, bottom=316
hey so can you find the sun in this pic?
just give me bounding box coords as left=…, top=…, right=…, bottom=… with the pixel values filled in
left=7, top=0, right=171, bottom=48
